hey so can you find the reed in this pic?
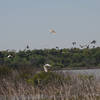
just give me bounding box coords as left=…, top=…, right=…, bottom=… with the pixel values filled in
left=0, top=68, right=100, bottom=100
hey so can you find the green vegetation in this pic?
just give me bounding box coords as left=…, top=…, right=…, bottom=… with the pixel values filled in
left=27, top=71, right=64, bottom=87
left=0, top=43, right=100, bottom=99
left=0, top=47, right=100, bottom=69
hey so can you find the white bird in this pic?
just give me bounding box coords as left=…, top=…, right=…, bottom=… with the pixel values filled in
left=49, top=29, right=56, bottom=34
left=43, top=66, right=48, bottom=72
left=7, top=55, right=12, bottom=58
left=44, top=64, right=51, bottom=67
left=43, top=64, right=51, bottom=72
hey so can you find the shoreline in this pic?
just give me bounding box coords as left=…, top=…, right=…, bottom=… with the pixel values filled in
left=56, top=66, right=100, bottom=70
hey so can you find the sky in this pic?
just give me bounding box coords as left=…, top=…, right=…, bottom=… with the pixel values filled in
left=0, top=0, right=100, bottom=50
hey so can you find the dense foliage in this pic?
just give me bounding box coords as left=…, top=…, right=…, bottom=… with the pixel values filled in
left=0, top=47, right=100, bottom=69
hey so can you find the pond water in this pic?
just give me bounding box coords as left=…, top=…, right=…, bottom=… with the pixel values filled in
left=60, top=69, right=100, bottom=79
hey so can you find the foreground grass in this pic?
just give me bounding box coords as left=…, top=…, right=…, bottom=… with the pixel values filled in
left=0, top=67, right=100, bottom=100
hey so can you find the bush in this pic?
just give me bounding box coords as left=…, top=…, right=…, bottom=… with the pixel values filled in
left=78, top=74, right=94, bottom=80
left=0, top=66, right=12, bottom=77
left=27, top=71, right=64, bottom=87
left=69, top=62, right=86, bottom=68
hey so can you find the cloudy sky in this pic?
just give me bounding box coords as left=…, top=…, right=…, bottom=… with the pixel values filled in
left=0, top=0, right=100, bottom=50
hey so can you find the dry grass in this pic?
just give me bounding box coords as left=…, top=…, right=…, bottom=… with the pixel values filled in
left=0, top=69, right=100, bottom=100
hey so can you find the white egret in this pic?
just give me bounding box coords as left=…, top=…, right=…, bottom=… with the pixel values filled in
left=43, top=64, right=51, bottom=72
left=7, top=55, right=12, bottom=58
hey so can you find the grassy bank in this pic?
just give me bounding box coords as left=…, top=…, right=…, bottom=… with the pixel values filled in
left=0, top=67, right=100, bottom=100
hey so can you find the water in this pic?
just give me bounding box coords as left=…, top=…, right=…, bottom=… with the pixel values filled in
left=60, top=69, right=100, bottom=79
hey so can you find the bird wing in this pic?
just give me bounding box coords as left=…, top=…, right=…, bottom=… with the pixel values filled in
left=49, top=29, right=56, bottom=34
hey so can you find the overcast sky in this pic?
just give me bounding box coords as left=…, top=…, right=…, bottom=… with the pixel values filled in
left=0, top=0, right=100, bottom=50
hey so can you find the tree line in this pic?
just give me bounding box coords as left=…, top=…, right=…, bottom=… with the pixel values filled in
left=0, top=46, right=100, bottom=69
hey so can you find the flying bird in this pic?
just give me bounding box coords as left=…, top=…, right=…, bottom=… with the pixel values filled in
left=7, top=55, right=13, bottom=58
left=43, top=64, right=51, bottom=72
left=49, top=29, right=56, bottom=34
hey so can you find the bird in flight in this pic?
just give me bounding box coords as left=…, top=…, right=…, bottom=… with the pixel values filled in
left=49, top=29, right=56, bottom=34
left=43, top=64, right=51, bottom=72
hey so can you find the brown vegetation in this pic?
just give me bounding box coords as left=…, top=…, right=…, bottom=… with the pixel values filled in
left=0, top=67, right=100, bottom=100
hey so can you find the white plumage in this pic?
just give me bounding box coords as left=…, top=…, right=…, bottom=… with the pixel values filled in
left=43, top=66, right=48, bottom=72
left=7, top=55, right=12, bottom=58
left=43, top=64, right=51, bottom=72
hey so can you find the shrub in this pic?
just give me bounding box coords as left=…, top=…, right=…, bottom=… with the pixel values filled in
left=0, top=66, right=12, bottom=77
left=27, top=71, right=64, bottom=87
left=78, top=74, right=94, bottom=80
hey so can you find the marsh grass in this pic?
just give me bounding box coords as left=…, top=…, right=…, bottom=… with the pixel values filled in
left=0, top=68, right=100, bottom=100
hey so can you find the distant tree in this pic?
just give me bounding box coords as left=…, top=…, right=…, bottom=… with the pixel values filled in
left=79, top=45, right=84, bottom=49
left=27, top=45, right=29, bottom=49
left=91, top=40, right=96, bottom=48
left=56, top=46, right=59, bottom=50
left=86, top=45, right=89, bottom=49
left=72, top=42, right=76, bottom=48
left=0, top=52, right=4, bottom=58
left=72, top=42, right=76, bottom=46
left=91, top=40, right=96, bottom=44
